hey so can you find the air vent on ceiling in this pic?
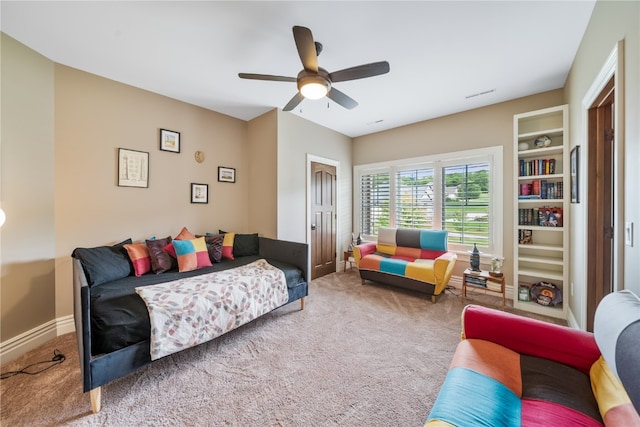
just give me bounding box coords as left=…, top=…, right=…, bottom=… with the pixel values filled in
left=465, top=88, right=496, bottom=99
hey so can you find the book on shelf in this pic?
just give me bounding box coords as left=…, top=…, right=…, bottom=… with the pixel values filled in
left=518, top=208, right=538, bottom=226
left=538, top=207, right=563, bottom=227
left=518, top=195, right=541, bottom=200
left=465, top=275, right=487, bottom=287
left=518, top=229, right=533, bottom=244
left=532, top=179, right=540, bottom=196
left=557, top=182, right=563, bottom=199
left=518, top=158, right=557, bottom=177
left=486, top=280, right=503, bottom=292
left=519, top=180, right=561, bottom=200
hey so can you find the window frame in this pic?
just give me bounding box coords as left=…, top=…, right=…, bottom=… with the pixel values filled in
left=354, top=146, right=503, bottom=258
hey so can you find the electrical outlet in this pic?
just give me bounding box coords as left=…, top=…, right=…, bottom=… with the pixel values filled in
left=625, top=222, right=634, bottom=247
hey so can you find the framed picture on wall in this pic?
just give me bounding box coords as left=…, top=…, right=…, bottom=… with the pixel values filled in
left=218, top=166, right=236, bottom=183
left=160, top=129, right=180, bottom=153
left=570, top=145, right=580, bottom=203
left=118, top=148, right=149, bottom=188
left=191, top=183, right=208, bottom=204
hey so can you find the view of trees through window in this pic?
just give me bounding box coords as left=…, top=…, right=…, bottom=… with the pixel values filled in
left=360, top=161, right=491, bottom=248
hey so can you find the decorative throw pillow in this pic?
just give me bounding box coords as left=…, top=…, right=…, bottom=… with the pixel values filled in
left=203, top=234, right=224, bottom=263
left=174, top=226, right=196, bottom=241
left=164, top=242, right=177, bottom=259
left=146, top=237, right=177, bottom=274
left=123, top=243, right=152, bottom=277
left=72, top=238, right=133, bottom=287
left=172, top=237, right=213, bottom=272
left=233, top=233, right=259, bottom=257
left=220, top=232, right=236, bottom=260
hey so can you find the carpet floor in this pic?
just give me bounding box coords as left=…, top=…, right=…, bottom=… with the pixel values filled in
left=0, top=269, right=558, bottom=426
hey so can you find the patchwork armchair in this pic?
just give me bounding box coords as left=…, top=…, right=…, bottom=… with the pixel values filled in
left=425, top=290, right=640, bottom=426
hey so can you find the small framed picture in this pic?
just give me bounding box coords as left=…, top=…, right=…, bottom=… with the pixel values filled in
left=160, top=129, right=180, bottom=153
left=218, top=166, right=236, bottom=183
left=191, top=183, right=208, bottom=204
left=570, top=145, right=580, bottom=203
left=118, top=148, right=149, bottom=188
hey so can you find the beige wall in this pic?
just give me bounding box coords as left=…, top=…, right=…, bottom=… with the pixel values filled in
left=1, top=34, right=56, bottom=341
left=352, top=90, right=565, bottom=285
left=276, top=110, right=353, bottom=254
left=564, top=0, right=639, bottom=328
left=2, top=34, right=255, bottom=348
left=53, top=64, right=250, bottom=319
left=247, top=109, right=278, bottom=238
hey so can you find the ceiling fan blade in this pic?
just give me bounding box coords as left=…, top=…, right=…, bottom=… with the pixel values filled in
left=238, top=73, right=296, bottom=82
left=328, top=61, right=390, bottom=83
left=283, top=92, right=304, bottom=111
left=292, top=26, right=318, bottom=73
left=327, top=87, right=358, bottom=109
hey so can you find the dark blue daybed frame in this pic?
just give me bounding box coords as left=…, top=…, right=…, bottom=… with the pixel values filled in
left=73, top=237, right=309, bottom=413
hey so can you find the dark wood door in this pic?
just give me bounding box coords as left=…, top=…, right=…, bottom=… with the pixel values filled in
left=586, top=76, right=615, bottom=331
left=311, top=162, right=336, bottom=279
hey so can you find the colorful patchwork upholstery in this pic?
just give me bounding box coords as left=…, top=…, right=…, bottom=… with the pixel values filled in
left=354, top=227, right=457, bottom=300
left=426, top=292, right=640, bottom=426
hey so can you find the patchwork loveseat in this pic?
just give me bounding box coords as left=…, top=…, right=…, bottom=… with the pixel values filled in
left=426, top=290, right=640, bottom=426
left=353, top=227, right=457, bottom=302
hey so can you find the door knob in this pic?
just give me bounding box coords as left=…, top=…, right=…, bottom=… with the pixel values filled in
left=311, top=224, right=316, bottom=230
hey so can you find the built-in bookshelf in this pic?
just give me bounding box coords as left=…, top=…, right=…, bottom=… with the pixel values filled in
left=513, top=105, right=569, bottom=319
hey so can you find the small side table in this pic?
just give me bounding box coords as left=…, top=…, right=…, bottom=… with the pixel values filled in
left=462, top=268, right=506, bottom=310
left=343, top=251, right=355, bottom=272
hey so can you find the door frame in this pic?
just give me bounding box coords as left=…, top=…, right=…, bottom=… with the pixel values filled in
left=306, top=154, right=341, bottom=273
left=579, top=39, right=625, bottom=328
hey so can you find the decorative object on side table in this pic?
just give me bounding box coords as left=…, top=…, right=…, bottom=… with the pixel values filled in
left=159, top=129, right=180, bottom=153
left=356, top=233, right=362, bottom=245
left=489, top=256, right=504, bottom=277
left=469, top=243, right=481, bottom=272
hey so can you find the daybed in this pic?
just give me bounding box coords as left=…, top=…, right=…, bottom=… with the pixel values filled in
left=72, top=229, right=309, bottom=413
left=426, top=290, right=640, bottom=426
left=353, top=227, right=457, bottom=302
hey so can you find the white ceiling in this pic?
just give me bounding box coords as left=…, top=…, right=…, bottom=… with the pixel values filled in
left=1, top=1, right=596, bottom=138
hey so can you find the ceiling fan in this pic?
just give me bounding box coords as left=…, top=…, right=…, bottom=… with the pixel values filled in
left=238, top=25, right=390, bottom=111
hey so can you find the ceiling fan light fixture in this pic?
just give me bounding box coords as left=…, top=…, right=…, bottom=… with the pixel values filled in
left=298, top=75, right=330, bottom=100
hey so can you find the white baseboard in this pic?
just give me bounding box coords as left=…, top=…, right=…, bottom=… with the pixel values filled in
left=0, top=315, right=75, bottom=365
left=566, top=307, right=580, bottom=329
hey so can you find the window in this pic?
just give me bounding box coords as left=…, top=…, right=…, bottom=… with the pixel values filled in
left=442, top=163, right=490, bottom=246
left=355, top=147, right=502, bottom=255
left=359, top=170, right=390, bottom=235
left=395, top=168, right=434, bottom=229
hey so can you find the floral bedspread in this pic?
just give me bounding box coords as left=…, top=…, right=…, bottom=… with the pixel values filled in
left=135, top=259, right=289, bottom=360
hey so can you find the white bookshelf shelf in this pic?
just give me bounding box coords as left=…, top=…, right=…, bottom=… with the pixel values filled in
left=513, top=105, right=569, bottom=320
